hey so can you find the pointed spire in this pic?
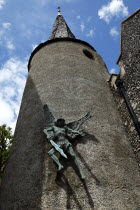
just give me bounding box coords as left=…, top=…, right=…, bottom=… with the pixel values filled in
left=49, top=7, right=76, bottom=40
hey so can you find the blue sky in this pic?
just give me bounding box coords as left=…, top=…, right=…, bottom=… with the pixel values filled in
left=0, top=0, right=139, bottom=132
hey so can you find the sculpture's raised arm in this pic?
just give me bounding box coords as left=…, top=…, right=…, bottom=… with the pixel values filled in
left=66, top=126, right=85, bottom=137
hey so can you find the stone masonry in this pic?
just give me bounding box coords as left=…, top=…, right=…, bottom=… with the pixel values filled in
left=109, top=9, right=140, bottom=167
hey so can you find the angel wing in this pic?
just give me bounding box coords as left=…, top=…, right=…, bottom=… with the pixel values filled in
left=43, top=104, right=56, bottom=129
left=67, top=112, right=91, bottom=130
left=66, top=112, right=92, bottom=139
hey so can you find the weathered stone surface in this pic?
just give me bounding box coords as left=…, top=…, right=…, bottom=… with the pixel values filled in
left=110, top=9, right=140, bottom=167
left=1, top=40, right=139, bottom=209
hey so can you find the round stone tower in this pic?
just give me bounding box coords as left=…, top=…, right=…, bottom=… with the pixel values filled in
left=0, top=10, right=140, bottom=210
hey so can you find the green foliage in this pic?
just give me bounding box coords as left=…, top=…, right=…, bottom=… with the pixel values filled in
left=0, top=124, right=13, bottom=177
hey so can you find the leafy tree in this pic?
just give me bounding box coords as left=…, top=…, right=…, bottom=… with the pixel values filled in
left=0, top=124, right=13, bottom=177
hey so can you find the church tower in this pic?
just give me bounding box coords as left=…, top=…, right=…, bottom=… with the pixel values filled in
left=0, top=9, right=140, bottom=210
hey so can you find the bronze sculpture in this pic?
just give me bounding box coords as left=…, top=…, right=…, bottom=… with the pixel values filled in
left=43, top=104, right=91, bottom=179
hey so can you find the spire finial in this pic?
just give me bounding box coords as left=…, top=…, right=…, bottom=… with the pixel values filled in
left=58, top=7, right=61, bottom=15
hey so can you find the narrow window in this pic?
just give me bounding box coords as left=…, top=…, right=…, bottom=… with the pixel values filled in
left=83, top=49, right=94, bottom=60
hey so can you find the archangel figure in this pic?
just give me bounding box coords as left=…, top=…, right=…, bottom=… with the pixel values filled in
left=43, top=104, right=91, bottom=179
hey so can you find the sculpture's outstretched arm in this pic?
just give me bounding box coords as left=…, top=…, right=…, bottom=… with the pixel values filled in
left=43, top=127, right=53, bottom=139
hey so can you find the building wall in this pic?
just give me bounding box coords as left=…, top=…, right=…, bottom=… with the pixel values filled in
left=1, top=40, right=140, bottom=209
left=110, top=9, right=140, bottom=166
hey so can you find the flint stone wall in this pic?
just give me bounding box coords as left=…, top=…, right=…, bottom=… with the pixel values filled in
left=111, top=9, right=140, bottom=166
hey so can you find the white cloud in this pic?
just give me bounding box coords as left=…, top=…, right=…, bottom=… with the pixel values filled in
left=32, top=44, right=38, bottom=51
left=76, top=15, right=81, bottom=20
left=2, top=22, right=11, bottom=29
left=80, top=22, right=85, bottom=32
left=0, top=23, right=10, bottom=36
left=87, top=16, right=92, bottom=22
left=86, top=29, right=94, bottom=37
left=98, top=0, right=129, bottom=23
left=109, top=68, right=116, bottom=74
left=0, top=0, right=5, bottom=9
left=2, top=86, right=15, bottom=98
left=0, top=22, right=15, bottom=50
left=6, top=40, right=15, bottom=50
left=0, top=69, right=12, bottom=82
left=0, top=57, right=28, bottom=133
left=110, top=26, right=119, bottom=37
left=0, top=96, right=15, bottom=125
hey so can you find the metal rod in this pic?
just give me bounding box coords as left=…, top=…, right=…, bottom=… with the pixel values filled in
left=116, top=78, right=140, bottom=137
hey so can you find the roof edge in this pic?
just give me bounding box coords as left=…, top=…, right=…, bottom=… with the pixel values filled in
left=121, top=8, right=140, bottom=24
left=117, top=54, right=121, bottom=64
left=28, top=38, right=96, bottom=70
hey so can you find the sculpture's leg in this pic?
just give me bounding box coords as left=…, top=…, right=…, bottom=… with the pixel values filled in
left=48, top=148, right=64, bottom=171
left=68, top=146, right=85, bottom=179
